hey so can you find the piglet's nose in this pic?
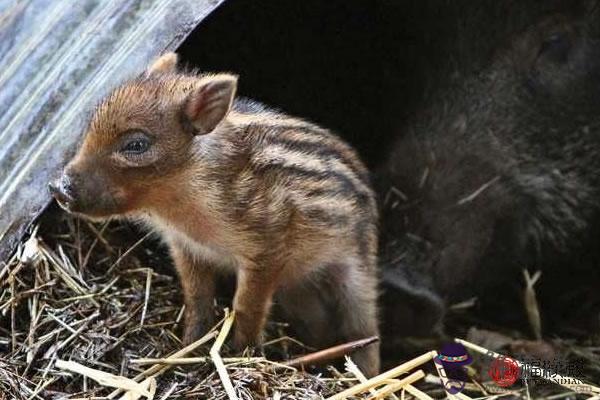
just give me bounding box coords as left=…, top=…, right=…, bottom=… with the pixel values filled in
left=48, top=174, right=75, bottom=209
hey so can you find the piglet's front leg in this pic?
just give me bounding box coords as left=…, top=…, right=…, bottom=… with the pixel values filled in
left=232, top=263, right=280, bottom=350
left=170, top=245, right=217, bottom=345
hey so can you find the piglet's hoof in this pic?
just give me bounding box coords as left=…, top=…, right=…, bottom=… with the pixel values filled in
left=182, top=324, right=205, bottom=346
left=233, top=329, right=255, bottom=351
left=232, top=320, right=263, bottom=351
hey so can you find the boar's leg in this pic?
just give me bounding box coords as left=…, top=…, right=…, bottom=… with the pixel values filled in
left=170, top=244, right=217, bottom=345
left=232, top=262, right=279, bottom=350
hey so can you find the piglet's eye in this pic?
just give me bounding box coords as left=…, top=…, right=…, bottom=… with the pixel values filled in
left=121, top=137, right=150, bottom=154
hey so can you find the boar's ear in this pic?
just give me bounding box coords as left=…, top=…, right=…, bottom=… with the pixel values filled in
left=184, top=74, right=237, bottom=135
left=146, top=52, right=178, bottom=76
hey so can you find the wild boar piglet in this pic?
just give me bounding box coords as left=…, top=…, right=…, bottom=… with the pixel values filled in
left=49, top=53, right=380, bottom=376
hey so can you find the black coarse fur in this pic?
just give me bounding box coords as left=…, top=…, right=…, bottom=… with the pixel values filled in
left=380, top=0, right=600, bottom=337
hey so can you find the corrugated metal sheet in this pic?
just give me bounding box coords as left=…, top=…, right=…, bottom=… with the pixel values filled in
left=0, top=0, right=225, bottom=261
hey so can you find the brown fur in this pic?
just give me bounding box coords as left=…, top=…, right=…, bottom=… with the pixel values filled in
left=50, top=53, right=380, bottom=376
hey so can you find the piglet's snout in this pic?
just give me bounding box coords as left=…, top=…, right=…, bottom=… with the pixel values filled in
left=48, top=173, right=76, bottom=211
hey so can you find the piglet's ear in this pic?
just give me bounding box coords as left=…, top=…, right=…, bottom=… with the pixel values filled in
left=146, top=52, right=178, bottom=76
left=184, top=74, right=237, bottom=135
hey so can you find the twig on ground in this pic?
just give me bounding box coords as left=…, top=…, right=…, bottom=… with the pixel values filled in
left=284, top=336, right=379, bottom=368
left=210, top=310, right=238, bottom=400
left=522, top=269, right=542, bottom=340
left=366, top=370, right=425, bottom=400
left=326, top=351, right=437, bottom=400
left=56, top=359, right=153, bottom=397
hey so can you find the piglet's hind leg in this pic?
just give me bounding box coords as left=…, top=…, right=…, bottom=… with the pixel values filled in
left=332, top=263, right=380, bottom=377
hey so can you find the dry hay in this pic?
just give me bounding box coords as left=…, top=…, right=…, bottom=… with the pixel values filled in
left=1, top=212, right=600, bottom=399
